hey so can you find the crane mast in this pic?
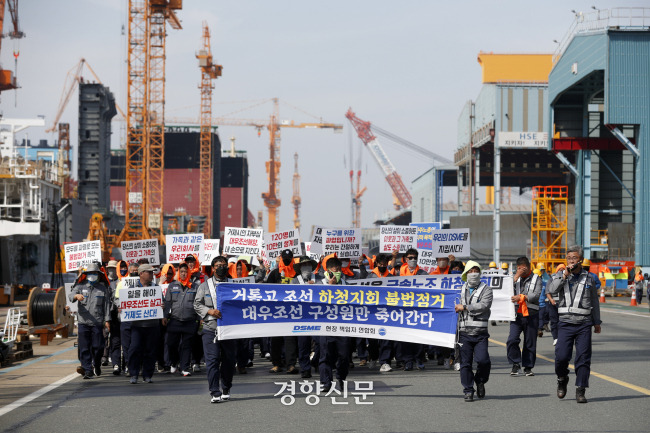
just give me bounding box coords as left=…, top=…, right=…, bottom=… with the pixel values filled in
left=292, top=152, right=301, bottom=230
left=118, top=0, right=181, bottom=245
left=197, top=22, right=222, bottom=237
left=345, top=108, right=412, bottom=209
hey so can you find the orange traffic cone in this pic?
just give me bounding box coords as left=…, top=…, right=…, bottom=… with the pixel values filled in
left=630, top=288, right=638, bottom=306
left=599, top=286, right=606, bottom=303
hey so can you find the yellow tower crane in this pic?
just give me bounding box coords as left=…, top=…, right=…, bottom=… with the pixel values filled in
left=196, top=22, right=223, bottom=237
left=167, top=99, right=342, bottom=233
left=117, top=0, right=181, bottom=245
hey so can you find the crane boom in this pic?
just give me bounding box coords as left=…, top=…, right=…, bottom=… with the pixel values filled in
left=197, top=22, right=222, bottom=237
left=345, top=108, right=412, bottom=209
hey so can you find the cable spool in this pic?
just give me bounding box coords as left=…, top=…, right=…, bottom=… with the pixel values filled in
left=27, top=285, right=74, bottom=332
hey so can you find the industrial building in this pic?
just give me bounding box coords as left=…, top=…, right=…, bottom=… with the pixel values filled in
left=548, top=8, right=648, bottom=267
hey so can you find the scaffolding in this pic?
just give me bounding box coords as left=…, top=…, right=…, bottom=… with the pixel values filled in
left=530, top=185, right=568, bottom=271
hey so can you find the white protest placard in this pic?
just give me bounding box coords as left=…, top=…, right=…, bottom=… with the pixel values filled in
left=418, top=250, right=437, bottom=274
left=310, top=226, right=324, bottom=255
left=223, top=227, right=263, bottom=256
left=166, top=233, right=204, bottom=263
left=429, top=228, right=471, bottom=258
left=228, top=276, right=256, bottom=284
left=118, top=285, right=163, bottom=322
left=264, top=229, right=302, bottom=261
left=64, top=241, right=102, bottom=272
left=322, top=228, right=362, bottom=259
left=201, top=239, right=221, bottom=266
left=305, top=242, right=321, bottom=262
left=120, top=239, right=160, bottom=266
left=379, top=225, right=417, bottom=253
left=64, top=283, right=78, bottom=314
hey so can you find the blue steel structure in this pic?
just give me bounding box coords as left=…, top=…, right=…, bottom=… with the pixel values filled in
left=548, top=8, right=650, bottom=265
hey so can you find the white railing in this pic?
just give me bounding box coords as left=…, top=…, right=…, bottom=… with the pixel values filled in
left=553, top=8, right=650, bottom=64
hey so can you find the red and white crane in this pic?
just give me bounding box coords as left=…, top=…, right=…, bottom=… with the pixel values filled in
left=345, top=108, right=412, bottom=209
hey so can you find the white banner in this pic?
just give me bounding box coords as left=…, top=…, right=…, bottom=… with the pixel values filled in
left=497, top=131, right=548, bottom=149
left=201, top=239, right=221, bottom=266
left=322, top=228, right=362, bottom=259
left=347, top=274, right=514, bottom=321
left=118, top=285, right=164, bottom=322
left=223, top=227, right=263, bottom=256
left=264, top=229, right=302, bottom=261
left=64, top=240, right=102, bottom=272
left=429, top=228, right=471, bottom=258
left=120, top=239, right=160, bottom=266
left=166, top=234, right=204, bottom=263
left=379, top=225, right=417, bottom=253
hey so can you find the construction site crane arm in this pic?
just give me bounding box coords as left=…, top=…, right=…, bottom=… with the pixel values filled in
left=47, top=58, right=126, bottom=133
left=345, top=108, right=412, bottom=209
left=370, top=124, right=453, bottom=165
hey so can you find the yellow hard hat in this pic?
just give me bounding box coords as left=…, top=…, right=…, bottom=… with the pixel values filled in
left=533, top=269, right=541, bottom=276
left=582, top=258, right=591, bottom=267
left=536, top=262, right=545, bottom=270
left=501, top=262, right=509, bottom=269
left=489, top=261, right=496, bottom=268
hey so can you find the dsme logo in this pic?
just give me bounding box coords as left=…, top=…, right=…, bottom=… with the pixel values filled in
left=293, top=325, right=321, bottom=333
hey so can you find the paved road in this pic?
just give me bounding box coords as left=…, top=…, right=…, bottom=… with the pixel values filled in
left=1, top=300, right=648, bottom=433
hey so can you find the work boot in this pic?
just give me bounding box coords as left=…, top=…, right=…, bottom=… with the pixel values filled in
left=476, top=382, right=485, bottom=399
left=557, top=376, right=569, bottom=399
left=576, top=386, right=588, bottom=403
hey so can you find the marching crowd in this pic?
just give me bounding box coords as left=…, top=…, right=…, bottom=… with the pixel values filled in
left=68, top=244, right=602, bottom=404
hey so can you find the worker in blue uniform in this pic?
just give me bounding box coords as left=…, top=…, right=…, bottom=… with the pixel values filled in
left=318, top=256, right=351, bottom=391
left=127, top=263, right=162, bottom=384
left=69, top=263, right=111, bottom=379
left=194, top=255, right=237, bottom=403
left=547, top=245, right=601, bottom=403
left=455, top=260, right=493, bottom=402
left=163, top=262, right=200, bottom=376
left=506, top=256, right=542, bottom=377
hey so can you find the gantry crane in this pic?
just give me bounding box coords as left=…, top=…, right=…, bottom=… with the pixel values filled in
left=292, top=152, right=301, bottom=230
left=196, top=22, right=223, bottom=237
left=117, top=0, right=181, bottom=245
left=167, top=99, right=342, bottom=233
left=0, top=0, right=24, bottom=92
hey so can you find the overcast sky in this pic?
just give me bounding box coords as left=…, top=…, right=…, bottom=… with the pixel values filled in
left=1, top=0, right=646, bottom=235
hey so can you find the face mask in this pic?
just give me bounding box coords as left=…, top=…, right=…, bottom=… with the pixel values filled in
left=282, top=257, right=292, bottom=266
left=377, top=266, right=388, bottom=274
left=107, top=270, right=117, bottom=280
left=86, top=274, right=99, bottom=283
left=215, top=267, right=228, bottom=278
left=301, top=267, right=312, bottom=279
left=467, top=273, right=481, bottom=287
left=408, top=259, right=417, bottom=268
left=120, top=268, right=128, bottom=277
left=450, top=269, right=462, bottom=274
left=330, top=271, right=342, bottom=282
